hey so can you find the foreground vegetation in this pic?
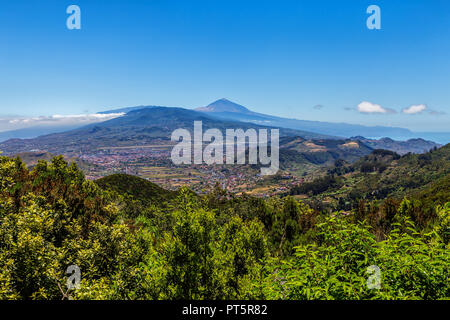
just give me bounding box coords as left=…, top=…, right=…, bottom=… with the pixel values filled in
left=0, top=154, right=448, bottom=300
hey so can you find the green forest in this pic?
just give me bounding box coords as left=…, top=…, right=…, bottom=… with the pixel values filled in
left=0, top=148, right=448, bottom=300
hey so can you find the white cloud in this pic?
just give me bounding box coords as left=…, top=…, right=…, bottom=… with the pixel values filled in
left=402, top=104, right=427, bottom=114
left=0, top=113, right=124, bottom=132
left=357, top=101, right=395, bottom=114
left=7, top=113, right=124, bottom=125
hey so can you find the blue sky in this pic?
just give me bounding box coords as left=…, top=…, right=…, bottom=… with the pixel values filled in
left=0, top=0, right=449, bottom=131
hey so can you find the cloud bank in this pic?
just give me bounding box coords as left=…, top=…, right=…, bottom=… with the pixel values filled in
left=7, top=113, right=125, bottom=125
left=0, top=113, right=124, bottom=132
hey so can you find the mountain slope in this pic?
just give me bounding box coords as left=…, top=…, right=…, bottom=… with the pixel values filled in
left=0, top=101, right=441, bottom=157
left=291, top=144, right=450, bottom=212
left=351, top=137, right=440, bottom=155
left=95, top=173, right=177, bottom=205
left=0, top=107, right=334, bottom=155
left=195, top=99, right=450, bottom=145
left=279, top=136, right=374, bottom=174
left=195, top=99, right=412, bottom=138
left=196, top=98, right=255, bottom=114
left=2, top=99, right=448, bottom=145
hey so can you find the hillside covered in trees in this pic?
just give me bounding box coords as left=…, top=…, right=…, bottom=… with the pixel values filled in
left=0, top=152, right=448, bottom=300
left=292, top=146, right=450, bottom=216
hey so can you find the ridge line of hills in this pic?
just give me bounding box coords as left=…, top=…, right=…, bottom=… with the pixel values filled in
left=1, top=98, right=448, bottom=146
left=0, top=99, right=442, bottom=158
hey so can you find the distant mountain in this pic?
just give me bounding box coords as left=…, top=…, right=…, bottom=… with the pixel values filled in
left=0, top=107, right=333, bottom=155
left=194, top=99, right=450, bottom=145
left=278, top=136, right=375, bottom=174
left=277, top=135, right=441, bottom=176
left=0, top=125, right=84, bottom=142
left=397, top=132, right=450, bottom=145
left=97, top=105, right=161, bottom=114
left=291, top=144, right=450, bottom=211
left=351, top=137, right=441, bottom=155
left=2, top=99, right=447, bottom=145
left=196, top=98, right=254, bottom=114
left=280, top=136, right=373, bottom=160
left=0, top=100, right=445, bottom=156
left=195, top=99, right=415, bottom=139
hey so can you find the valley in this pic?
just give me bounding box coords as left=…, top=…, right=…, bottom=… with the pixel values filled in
left=0, top=100, right=443, bottom=197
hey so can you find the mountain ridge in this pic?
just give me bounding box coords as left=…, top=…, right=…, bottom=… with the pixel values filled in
left=195, top=98, right=255, bottom=114
left=1, top=99, right=448, bottom=144
left=0, top=106, right=334, bottom=155
left=195, top=101, right=414, bottom=138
